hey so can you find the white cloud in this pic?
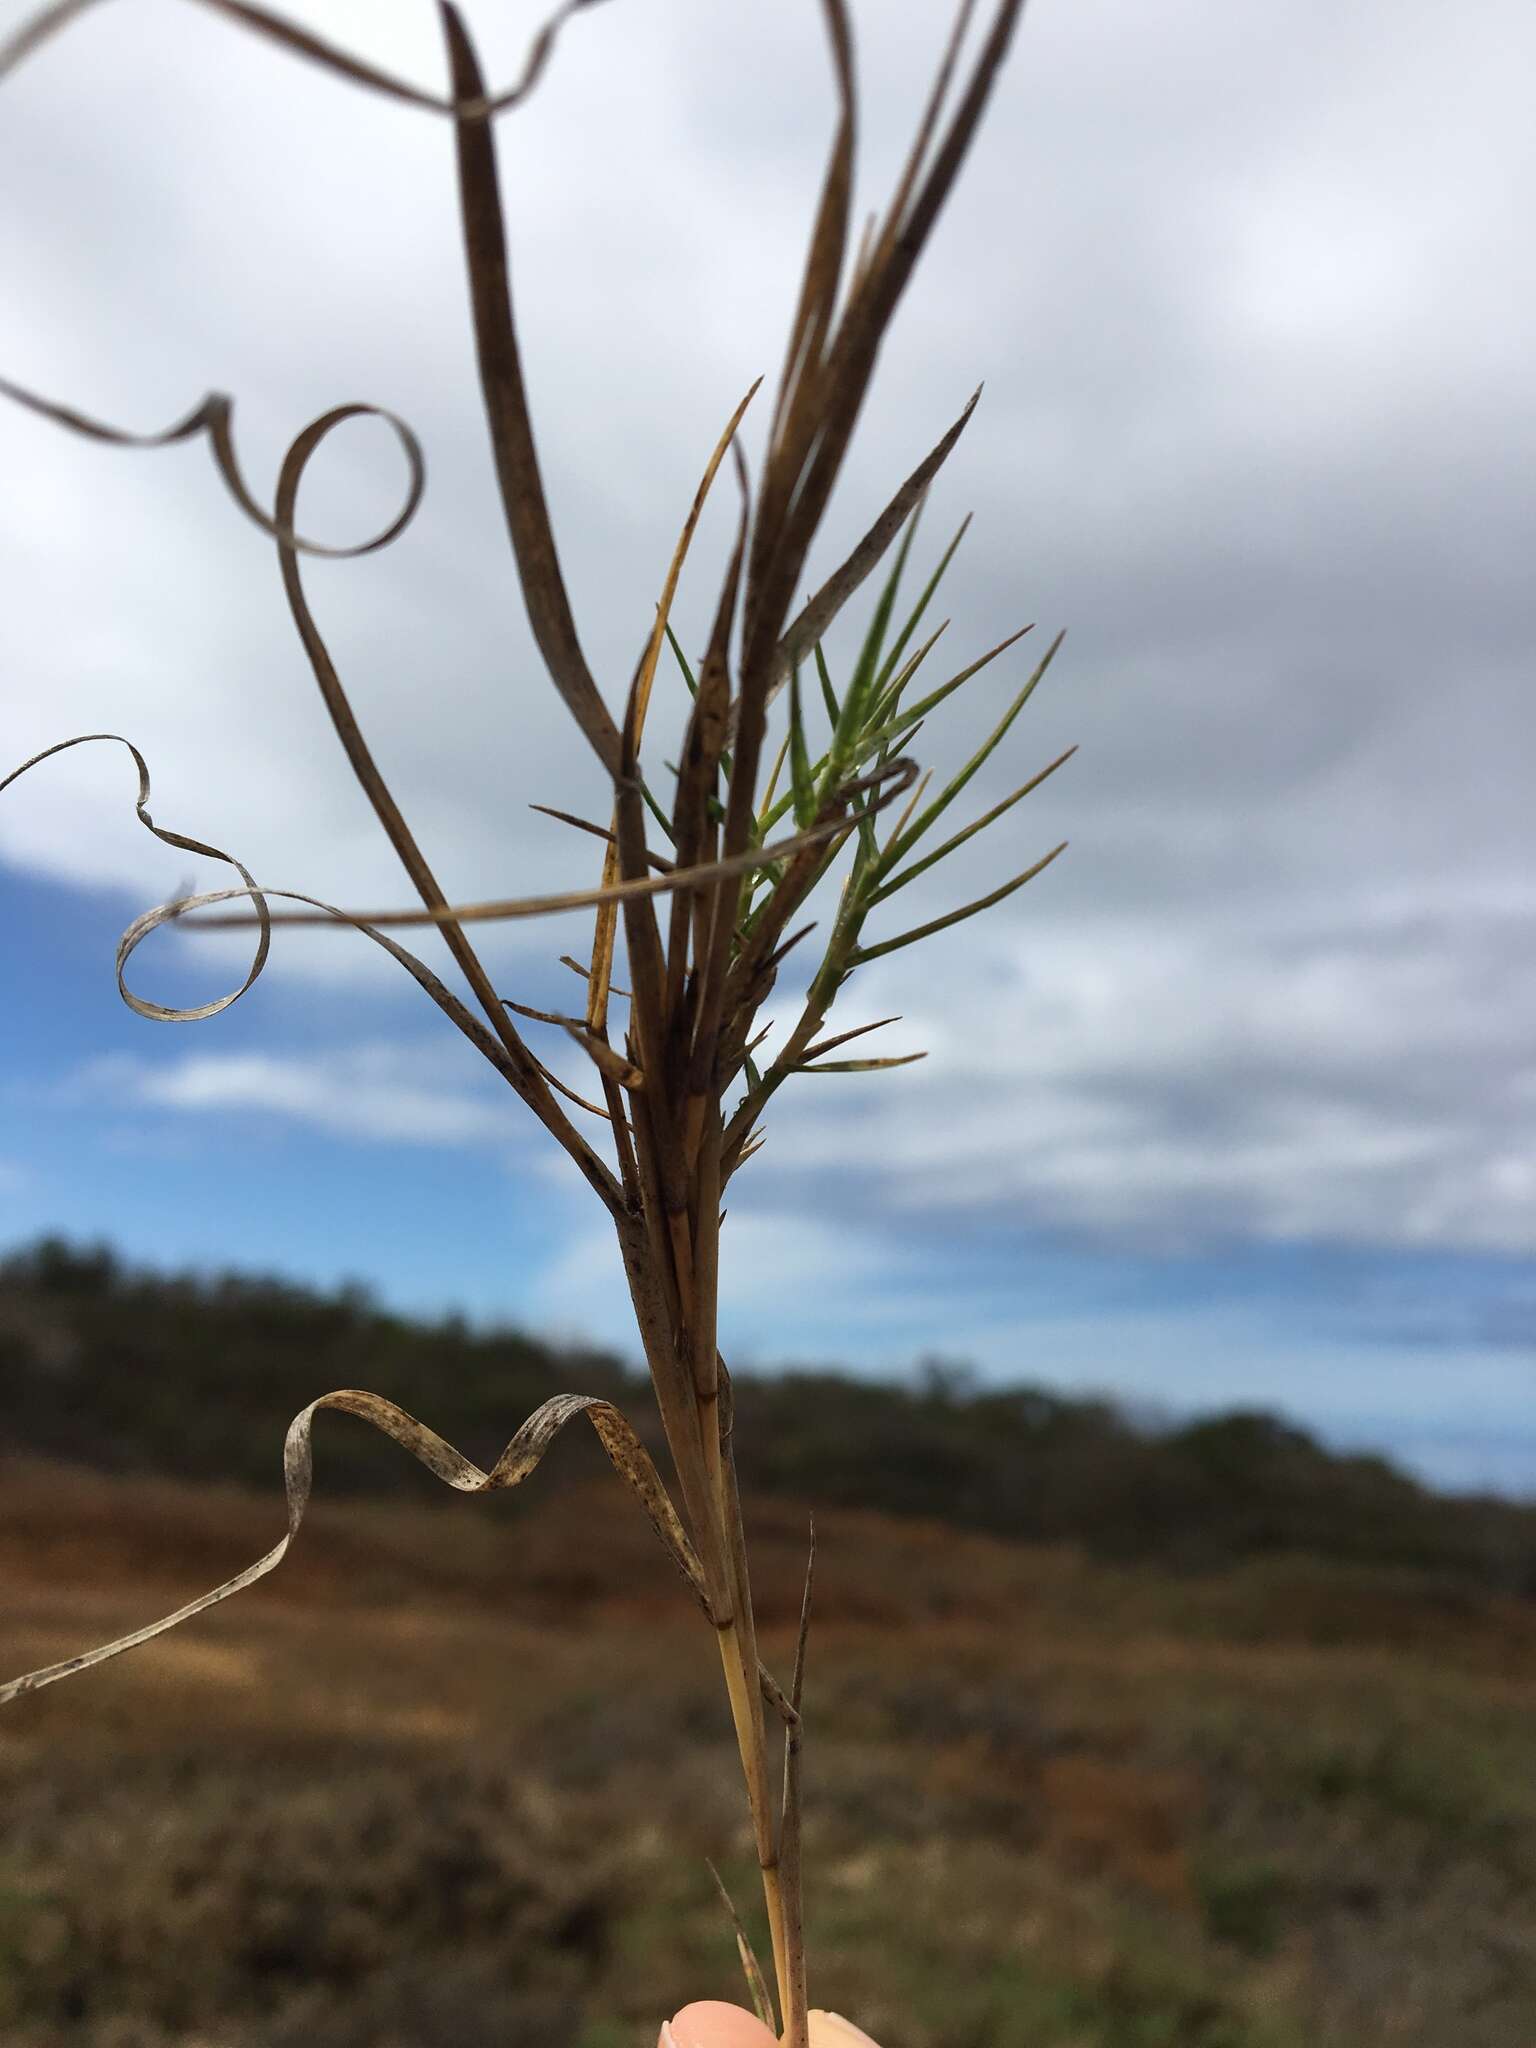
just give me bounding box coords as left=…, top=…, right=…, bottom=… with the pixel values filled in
left=2, top=0, right=1534, bottom=1284
left=77, top=1043, right=516, bottom=1151
left=747, top=893, right=1536, bottom=1257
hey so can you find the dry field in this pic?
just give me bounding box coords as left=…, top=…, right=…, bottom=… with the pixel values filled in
left=2, top=1456, right=1534, bottom=2048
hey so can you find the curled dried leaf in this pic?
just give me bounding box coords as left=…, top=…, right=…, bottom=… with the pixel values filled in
left=0, top=0, right=609, bottom=125
left=0, top=1389, right=706, bottom=1709
left=0, top=733, right=270, bottom=1021
left=0, top=378, right=423, bottom=559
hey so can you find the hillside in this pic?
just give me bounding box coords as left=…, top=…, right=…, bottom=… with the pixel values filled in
left=3, top=1456, right=1535, bottom=2046
left=6, top=1239, right=1536, bottom=2044
left=3, top=1236, right=1534, bottom=1594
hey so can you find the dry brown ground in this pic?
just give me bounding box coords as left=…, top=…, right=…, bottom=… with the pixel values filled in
left=2, top=1457, right=1534, bottom=2048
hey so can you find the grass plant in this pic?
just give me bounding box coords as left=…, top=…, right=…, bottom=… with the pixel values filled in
left=0, top=2, right=1065, bottom=2034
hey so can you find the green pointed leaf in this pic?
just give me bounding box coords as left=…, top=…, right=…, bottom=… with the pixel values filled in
left=882, top=767, right=932, bottom=858
left=664, top=621, right=698, bottom=698
left=874, top=513, right=970, bottom=696
left=869, top=744, right=1076, bottom=904
left=860, top=619, right=1032, bottom=774
left=878, top=629, right=1064, bottom=875
left=884, top=620, right=1034, bottom=742
left=868, top=619, right=950, bottom=732
left=853, top=794, right=881, bottom=876
left=813, top=641, right=841, bottom=729
left=821, top=504, right=920, bottom=788
left=854, top=841, right=1067, bottom=963
left=640, top=776, right=678, bottom=844
left=789, top=668, right=817, bottom=829
left=759, top=726, right=793, bottom=822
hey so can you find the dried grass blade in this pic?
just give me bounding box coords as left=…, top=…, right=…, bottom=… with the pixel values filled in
left=0, top=0, right=609, bottom=121
left=271, top=408, right=621, bottom=1207
left=585, top=834, right=625, bottom=1035
left=186, top=759, right=918, bottom=933
left=800, top=1015, right=901, bottom=1062
left=593, top=386, right=757, bottom=1032
left=0, top=378, right=423, bottom=559
left=712, top=1362, right=783, bottom=2014
left=767, top=391, right=978, bottom=703
left=790, top=1518, right=816, bottom=1716
left=876, top=0, right=981, bottom=258
left=531, top=802, right=673, bottom=873
left=886, top=0, right=1027, bottom=268
left=568, top=1034, right=645, bottom=1091
left=728, top=0, right=856, bottom=912
left=563, top=1028, right=646, bottom=1091
left=670, top=441, right=752, bottom=1018
left=440, top=1, right=621, bottom=775
left=500, top=999, right=646, bottom=1089
left=706, top=1861, right=778, bottom=2034
left=765, top=922, right=818, bottom=975
left=0, top=0, right=94, bottom=76
left=559, top=955, right=630, bottom=999
left=501, top=995, right=591, bottom=1031
left=794, top=1052, right=926, bottom=1073
left=611, top=762, right=673, bottom=1122
left=741, top=0, right=1025, bottom=702
left=111, top=875, right=606, bottom=1144
left=526, top=1053, right=614, bottom=1120
left=778, top=1518, right=817, bottom=2048
left=643, top=383, right=761, bottom=770
left=0, top=1389, right=706, bottom=1709
left=762, top=0, right=855, bottom=471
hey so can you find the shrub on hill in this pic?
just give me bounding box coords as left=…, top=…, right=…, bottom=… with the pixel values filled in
left=3, top=1236, right=1533, bottom=1595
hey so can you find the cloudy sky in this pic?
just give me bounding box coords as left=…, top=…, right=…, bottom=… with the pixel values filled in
left=1, top=0, right=1532, bottom=1494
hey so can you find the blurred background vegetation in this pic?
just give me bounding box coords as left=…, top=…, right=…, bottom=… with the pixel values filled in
left=3, top=1236, right=1535, bottom=2046
left=4, top=1237, right=1533, bottom=1591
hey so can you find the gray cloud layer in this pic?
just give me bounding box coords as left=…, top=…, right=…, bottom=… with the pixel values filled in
left=2, top=0, right=1532, bottom=1265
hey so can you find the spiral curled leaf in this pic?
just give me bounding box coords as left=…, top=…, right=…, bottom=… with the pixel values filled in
left=0, top=1388, right=708, bottom=1709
